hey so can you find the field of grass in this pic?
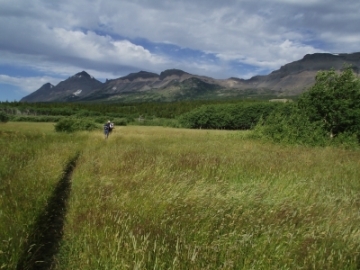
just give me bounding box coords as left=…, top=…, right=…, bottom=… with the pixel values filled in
left=0, top=122, right=86, bottom=269
left=1, top=122, right=360, bottom=269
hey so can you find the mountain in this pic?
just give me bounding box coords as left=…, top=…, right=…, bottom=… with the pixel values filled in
left=21, top=83, right=55, bottom=102
left=21, top=71, right=103, bottom=102
left=82, top=69, right=204, bottom=100
left=243, top=52, right=360, bottom=95
left=21, top=52, right=360, bottom=103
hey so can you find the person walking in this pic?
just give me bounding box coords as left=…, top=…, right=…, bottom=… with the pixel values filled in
left=104, top=120, right=111, bottom=139
left=109, top=122, right=114, bottom=134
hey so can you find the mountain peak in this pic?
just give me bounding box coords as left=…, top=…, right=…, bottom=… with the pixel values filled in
left=159, top=69, right=189, bottom=80
left=43, top=82, right=54, bottom=88
left=301, top=53, right=339, bottom=61
left=20, top=82, right=55, bottom=102
left=73, top=71, right=92, bottom=79
left=120, top=71, right=159, bottom=81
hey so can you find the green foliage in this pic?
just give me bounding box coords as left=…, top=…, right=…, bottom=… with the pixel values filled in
left=0, top=111, right=9, bottom=123
left=129, top=117, right=181, bottom=128
left=54, top=118, right=98, bottom=133
left=254, top=67, right=360, bottom=146
left=252, top=103, right=328, bottom=146
left=298, top=67, right=360, bottom=139
left=179, top=102, right=279, bottom=129
left=12, top=115, right=64, bottom=122
left=111, top=118, right=127, bottom=126
left=0, top=99, right=272, bottom=122
left=93, top=117, right=128, bottom=126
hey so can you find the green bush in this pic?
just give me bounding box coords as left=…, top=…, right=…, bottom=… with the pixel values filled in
left=111, top=118, right=127, bottom=126
left=179, top=102, right=279, bottom=130
left=252, top=104, right=328, bottom=146
left=54, top=118, right=98, bottom=133
left=75, top=110, right=101, bottom=117
left=0, top=111, right=9, bottom=123
left=252, top=68, right=360, bottom=147
left=12, top=115, right=64, bottom=122
left=94, top=116, right=109, bottom=124
left=129, top=117, right=180, bottom=127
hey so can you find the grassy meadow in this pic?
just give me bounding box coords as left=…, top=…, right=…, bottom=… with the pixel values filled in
left=0, top=122, right=86, bottom=269
left=1, top=122, right=360, bottom=269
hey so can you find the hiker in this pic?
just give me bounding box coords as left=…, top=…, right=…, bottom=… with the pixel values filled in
left=104, top=120, right=111, bottom=139
left=109, top=122, right=115, bottom=134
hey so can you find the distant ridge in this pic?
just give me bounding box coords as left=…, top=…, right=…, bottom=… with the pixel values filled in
left=159, top=69, right=190, bottom=80
left=119, top=71, right=159, bottom=81
left=21, top=52, right=360, bottom=102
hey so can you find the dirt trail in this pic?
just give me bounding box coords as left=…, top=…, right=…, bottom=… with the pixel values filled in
left=16, top=153, right=79, bottom=270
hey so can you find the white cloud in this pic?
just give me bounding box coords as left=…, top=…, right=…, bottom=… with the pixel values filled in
left=0, top=0, right=359, bottom=98
left=0, top=24, right=169, bottom=80
left=216, top=39, right=322, bottom=71
left=272, top=0, right=322, bottom=5
left=50, top=28, right=167, bottom=66
left=0, top=74, right=61, bottom=93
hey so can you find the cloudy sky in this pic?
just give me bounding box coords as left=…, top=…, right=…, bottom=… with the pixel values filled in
left=1, top=0, right=359, bottom=101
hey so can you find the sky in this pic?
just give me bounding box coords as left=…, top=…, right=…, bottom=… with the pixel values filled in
left=1, top=0, right=359, bottom=101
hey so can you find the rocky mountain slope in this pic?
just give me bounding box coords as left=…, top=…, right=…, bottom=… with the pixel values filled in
left=21, top=52, right=360, bottom=102
left=21, top=71, right=103, bottom=102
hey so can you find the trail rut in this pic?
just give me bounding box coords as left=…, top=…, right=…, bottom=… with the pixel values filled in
left=16, top=153, right=79, bottom=270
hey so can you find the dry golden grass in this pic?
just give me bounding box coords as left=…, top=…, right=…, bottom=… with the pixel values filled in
left=0, top=121, right=56, bottom=133
left=2, top=123, right=359, bottom=269
left=0, top=122, right=87, bottom=269
left=54, top=126, right=360, bottom=269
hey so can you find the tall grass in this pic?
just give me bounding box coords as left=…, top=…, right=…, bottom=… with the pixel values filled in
left=55, top=126, right=360, bottom=269
left=0, top=122, right=86, bottom=269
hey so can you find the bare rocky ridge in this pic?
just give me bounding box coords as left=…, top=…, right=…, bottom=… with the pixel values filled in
left=20, top=82, right=55, bottom=102
left=21, top=71, right=103, bottom=102
left=21, top=52, right=360, bottom=102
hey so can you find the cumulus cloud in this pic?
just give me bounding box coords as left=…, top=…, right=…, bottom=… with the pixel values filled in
left=0, top=0, right=359, bottom=99
left=0, top=19, right=167, bottom=69
left=50, top=28, right=167, bottom=66
left=0, top=74, right=62, bottom=93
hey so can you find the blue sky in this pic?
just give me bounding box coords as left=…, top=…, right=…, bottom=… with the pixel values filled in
left=1, top=0, right=359, bottom=101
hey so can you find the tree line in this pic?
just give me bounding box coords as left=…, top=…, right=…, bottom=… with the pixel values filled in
left=0, top=98, right=270, bottom=124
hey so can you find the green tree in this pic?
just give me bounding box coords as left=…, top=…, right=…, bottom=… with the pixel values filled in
left=0, top=111, right=9, bottom=123
left=298, top=67, right=360, bottom=139
left=54, top=118, right=98, bottom=133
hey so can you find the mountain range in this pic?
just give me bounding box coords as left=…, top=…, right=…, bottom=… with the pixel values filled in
left=21, top=52, right=360, bottom=103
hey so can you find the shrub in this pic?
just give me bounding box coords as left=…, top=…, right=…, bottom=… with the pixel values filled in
left=252, top=104, right=328, bottom=146
left=12, top=115, right=64, bottom=122
left=111, top=118, right=127, bottom=126
left=130, top=117, right=180, bottom=127
left=93, top=117, right=127, bottom=125
left=0, top=111, right=9, bottom=123
left=179, top=102, right=279, bottom=130
left=54, top=118, right=98, bottom=133
left=94, top=117, right=109, bottom=124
